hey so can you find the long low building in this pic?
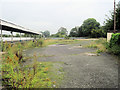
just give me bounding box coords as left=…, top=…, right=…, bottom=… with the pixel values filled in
left=0, top=19, right=42, bottom=35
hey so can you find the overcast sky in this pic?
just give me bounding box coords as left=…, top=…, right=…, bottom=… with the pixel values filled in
left=1, top=0, right=120, bottom=34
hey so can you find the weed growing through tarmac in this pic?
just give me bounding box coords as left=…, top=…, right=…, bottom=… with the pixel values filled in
left=1, top=40, right=64, bottom=88
left=85, top=38, right=107, bottom=53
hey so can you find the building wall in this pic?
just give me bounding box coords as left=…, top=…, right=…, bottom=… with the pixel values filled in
left=107, top=33, right=113, bottom=42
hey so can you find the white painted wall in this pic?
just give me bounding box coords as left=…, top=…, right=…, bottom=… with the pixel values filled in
left=107, top=33, right=113, bottom=42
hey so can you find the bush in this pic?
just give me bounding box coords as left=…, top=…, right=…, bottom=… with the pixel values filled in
left=107, top=33, right=120, bottom=55
left=37, top=39, right=44, bottom=47
left=24, top=39, right=44, bottom=48
left=64, top=36, right=70, bottom=40
left=109, top=33, right=120, bottom=47
left=111, top=45, right=120, bottom=55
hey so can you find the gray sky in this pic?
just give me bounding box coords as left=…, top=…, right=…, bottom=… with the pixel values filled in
left=1, top=0, right=120, bottom=34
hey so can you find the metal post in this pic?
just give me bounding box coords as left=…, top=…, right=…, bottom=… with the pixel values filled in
left=114, top=0, right=116, bottom=33
left=11, top=31, right=13, bottom=43
left=29, top=34, right=31, bottom=41
left=30, top=34, right=32, bottom=40
left=39, top=34, right=40, bottom=39
left=34, top=35, right=35, bottom=40
left=33, top=34, right=35, bottom=42
left=26, top=34, right=27, bottom=41
left=20, top=32, right=21, bottom=42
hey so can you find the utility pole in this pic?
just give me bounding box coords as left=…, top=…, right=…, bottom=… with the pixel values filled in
left=114, top=0, right=116, bottom=33
left=0, top=19, right=3, bottom=52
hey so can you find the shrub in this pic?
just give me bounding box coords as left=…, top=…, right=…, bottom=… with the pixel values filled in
left=107, top=33, right=120, bottom=55
left=37, top=39, right=44, bottom=47
left=111, top=45, right=120, bottom=55
left=109, top=33, right=120, bottom=47
left=64, top=36, right=70, bottom=40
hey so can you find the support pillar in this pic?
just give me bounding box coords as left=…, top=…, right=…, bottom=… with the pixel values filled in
left=26, top=34, right=27, bottom=41
left=39, top=34, right=40, bottom=39
left=11, top=31, right=13, bottom=43
left=1, top=28, right=2, bottom=42
left=20, top=32, right=21, bottom=42
left=29, top=34, right=31, bottom=41
left=35, top=35, right=36, bottom=40
left=33, top=34, right=35, bottom=42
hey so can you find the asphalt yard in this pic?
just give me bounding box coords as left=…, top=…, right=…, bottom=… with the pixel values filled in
left=24, top=40, right=119, bottom=88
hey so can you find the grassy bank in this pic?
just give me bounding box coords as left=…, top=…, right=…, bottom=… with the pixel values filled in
left=1, top=39, right=64, bottom=88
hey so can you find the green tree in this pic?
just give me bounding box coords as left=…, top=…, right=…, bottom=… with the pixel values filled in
left=58, top=27, right=68, bottom=36
left=51, top=27, right=68, bottom=37
left=70, top=27, right=78, bottom=37
left=81, top=18, right=100, bottom=36
left=16, top=33, right=20, bottom=37
left=78, top=26, right=83, bottom=37
left=103, top=2, right=120, bottom=31
left=43, top=30, right=50, bottom=37
left=91, top=29, right=106, bottom=38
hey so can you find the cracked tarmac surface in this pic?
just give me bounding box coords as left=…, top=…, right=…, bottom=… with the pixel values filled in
left=24, top=40, right=119, bottom=88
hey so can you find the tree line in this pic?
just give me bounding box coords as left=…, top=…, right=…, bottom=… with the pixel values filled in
left=69, top=2, right=119, bottom=38
left=48, top=2, right=120, bottom=38
left=2, top=2, right=119, bottom=38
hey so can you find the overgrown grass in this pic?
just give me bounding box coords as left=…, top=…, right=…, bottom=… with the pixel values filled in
left=1, top=39, right=64, bottom=88
left=44, top=39, right=81, bottom=46
left=85, top=38, right=107, bottom=53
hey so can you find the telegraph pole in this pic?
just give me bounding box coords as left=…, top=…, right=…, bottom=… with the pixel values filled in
left=0, top=19, right=3, bottom=52
left=114, top=0, right=116, bottom=33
